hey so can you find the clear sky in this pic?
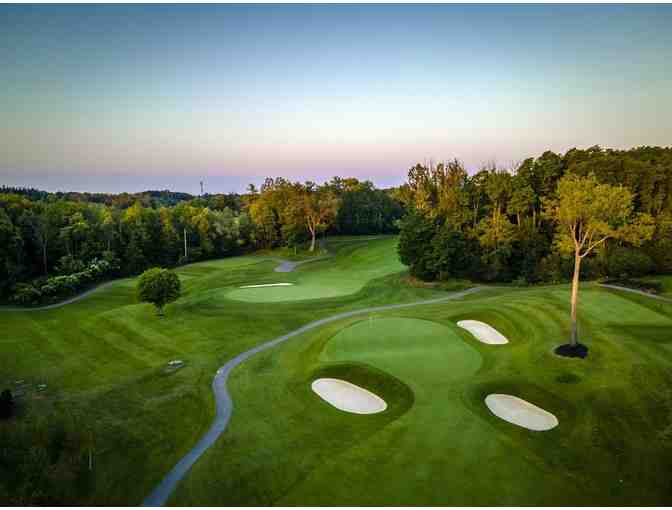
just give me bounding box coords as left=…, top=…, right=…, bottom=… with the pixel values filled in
left=1, top=4, right=671, bottom=194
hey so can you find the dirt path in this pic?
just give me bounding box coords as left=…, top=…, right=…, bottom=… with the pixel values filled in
left=141, top=286, right=486, bottom=506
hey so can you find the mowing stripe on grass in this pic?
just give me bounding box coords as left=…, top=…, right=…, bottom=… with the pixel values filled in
left=142, top=286, right=485, bottom=507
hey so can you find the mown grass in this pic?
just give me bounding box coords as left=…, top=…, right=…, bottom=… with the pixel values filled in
left=2, top=236, right=672, bottom=505
left=0, top=236, right=444, bottom=505
left=226, top=236, right=405, bottom=302
left=171, top=284, right=672, bottom=506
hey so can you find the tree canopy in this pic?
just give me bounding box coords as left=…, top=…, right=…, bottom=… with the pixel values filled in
left=136, top=268, right=181, bottom=316
left=397, top=145, right=672, bottom=284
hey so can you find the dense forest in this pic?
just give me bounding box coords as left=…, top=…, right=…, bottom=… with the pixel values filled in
left=1, top=145, right=671, bottom=305
left=397, top=145, right=672, bottom=284
left=0, top=178, right=402, bottom=304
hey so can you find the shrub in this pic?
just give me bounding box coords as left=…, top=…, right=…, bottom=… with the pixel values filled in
left=607, top=247, right=654, bottom=278
left=11, top=283, right=42, bottom=305
left=10, top=256, right=117, bottom=305
left=55, top=255, right=85, bottom=275
left=604, top=277, right=663, bottom=295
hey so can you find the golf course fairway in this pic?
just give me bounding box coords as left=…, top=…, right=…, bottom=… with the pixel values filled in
left=227, top=237, right=405, bottom=302
left=2, top=236, right=672, bottom=506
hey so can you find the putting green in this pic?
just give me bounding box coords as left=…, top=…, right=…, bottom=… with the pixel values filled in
left=6, top=231, right=672, bottom=506
left=227, top=237, right=405, bottom=302
left=320, top=317, right=482, bottom=381
left=173, top=285, right=672, bottom=506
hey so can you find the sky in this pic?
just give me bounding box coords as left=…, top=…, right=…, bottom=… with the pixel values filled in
left=1, top=4, right=671, bottom=194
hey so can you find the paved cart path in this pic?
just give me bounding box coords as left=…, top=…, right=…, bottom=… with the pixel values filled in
left=599, top=283, right=672, bottom=303
left=141, top=285, right=486, bottom=506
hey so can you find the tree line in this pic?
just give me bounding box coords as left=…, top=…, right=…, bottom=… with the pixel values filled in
left=397, top=145, right=672, bottom=285
left=0, top=178, right=402, bottom=304
left=2, top=145, right=670, bottom=305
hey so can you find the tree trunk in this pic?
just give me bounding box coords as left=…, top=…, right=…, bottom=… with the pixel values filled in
left=309, top=230, right=316, bottom=252
left=183, top=228, right=188, bottom=259
left=569, top=251, right=582, bottom=346
left=532, top=208, right=537, bottom=229
left=42, top=240, right=48, bottom=275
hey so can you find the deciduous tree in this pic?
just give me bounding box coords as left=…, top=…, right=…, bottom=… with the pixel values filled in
left=544, top=173, right=654, bottom=351
left=136, top=267, right=181, bottom=316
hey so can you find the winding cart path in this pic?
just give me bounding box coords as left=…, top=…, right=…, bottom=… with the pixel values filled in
left=142, top=285, right=485, bottom=506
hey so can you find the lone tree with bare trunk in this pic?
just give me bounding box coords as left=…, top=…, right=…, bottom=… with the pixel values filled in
left=544, top=173, right=654, bottom=357
left=300, top=184, right=340, bottom=252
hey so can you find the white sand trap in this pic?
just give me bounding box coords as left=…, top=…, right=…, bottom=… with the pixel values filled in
left=311, top=378, right=387, bottom=414
left=238, top=283, right=294, bottom=289
left=457, top=320, right=509, bottom=345
left=485, top=394, right=558, bottom=431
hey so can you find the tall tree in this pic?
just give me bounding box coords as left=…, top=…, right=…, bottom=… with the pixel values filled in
left=27, top=204, right=60, bottom=275
left=544, top=173, right=654, bottom=352
left=299, top=183, right=340, bottom=252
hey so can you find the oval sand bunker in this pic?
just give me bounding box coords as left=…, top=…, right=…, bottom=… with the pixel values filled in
left=485, top=394, right=558, bottom=431
left=312, top=378, right=387, bottom=414
left=457, top=320, right=509, bottom=345
left=238, top=283, right=294, bottom=289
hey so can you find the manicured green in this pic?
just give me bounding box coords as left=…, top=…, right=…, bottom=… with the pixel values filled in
left=227, top=237, right=405, bottom=302
left=0, top=237, right=445, bottom=505
left=172, top=284, right=672, bottom=506
left=2, top=236, right=672, bottom=505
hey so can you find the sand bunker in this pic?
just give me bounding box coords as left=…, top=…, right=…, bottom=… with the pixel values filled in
left=311, top=378, right=387, bottom=414
left=238, top=283, right=294, bottom=289
left=485, top=394, right=558, bottom=431
left=457, top=320, right=509, bottom=345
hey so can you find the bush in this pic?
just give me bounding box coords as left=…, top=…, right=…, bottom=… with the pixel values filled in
left=607, top=247, right=654, bottom=278
left=10, top=257, right=117, bottom=305
left=604, top=277, right=663, bottom=294
left=55, top=255, right=85, bottom=275
left=11, top=283, right=42, bottom=305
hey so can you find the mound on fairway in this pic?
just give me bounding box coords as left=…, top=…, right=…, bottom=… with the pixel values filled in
left=485, top=394, right=558, bottom=431
left=311, top=378, right=387, bottom=414
left=457, top=320, right=509, bottom=345
left=238, top=283, right=294, bottom=289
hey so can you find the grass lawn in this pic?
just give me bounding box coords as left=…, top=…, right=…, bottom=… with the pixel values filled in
left=227, top=236, right=405, bottom=302
left=0, top=236, right=443, bottom=505
left=172, top=284, right=672, bottom=506
left=2, top=236, right=672, bottom=505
